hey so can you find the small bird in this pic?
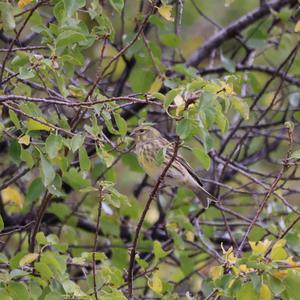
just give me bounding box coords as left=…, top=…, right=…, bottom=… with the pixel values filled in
left=130, top=125, right=215, bottom=208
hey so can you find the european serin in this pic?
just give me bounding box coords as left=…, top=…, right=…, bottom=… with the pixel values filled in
left=130, top=125, right=214, bottom=208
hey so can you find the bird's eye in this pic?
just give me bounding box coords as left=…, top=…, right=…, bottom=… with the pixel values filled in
left=139, top=129, right=144, bottom=133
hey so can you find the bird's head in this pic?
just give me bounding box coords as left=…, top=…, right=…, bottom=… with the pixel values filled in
left=130, top=125, right=161, bottom=142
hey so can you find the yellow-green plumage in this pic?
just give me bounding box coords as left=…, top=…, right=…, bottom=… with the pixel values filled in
left=130, top=125, right=215, bottom=208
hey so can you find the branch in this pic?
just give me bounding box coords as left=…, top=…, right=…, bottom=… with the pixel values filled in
left=92, top=187, right=103, bottom=300
left=199, top=63, right=300, bottom=87
left=127, top=137, right=180, bottom=300
left=187, top=0, right=297, bottom=67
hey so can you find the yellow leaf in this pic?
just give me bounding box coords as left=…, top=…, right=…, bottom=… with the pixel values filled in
left=148, top=272, right=163, bottom=294
left=19, top=253, right=39, bottom=267
left=158, top=5, right=174, bottom=22
left=239, top=264, right=249, bottom=273
left=260, top=283, right=272, bottom=300
left=27, top=118, right=53, bottom=132
left=149, top=76, right=163, bottom=94
left=174, top=94, right=184, bottom=107
left=270, top=239, right=287, bottom=260
left=249, top=240, right=271, bottom=255
left=210, top=265, right=223, bottom=281
left=270, top=247, right=287, bottom=261
left=185, top=230, right=194, bottom=242
left=221, top=245, right=237, bottom=264
left=282, top=257, right=300, bottom=271
left=295, top=20, right=300, bottom=32
left=220, top=81, right=235, bottom=95
left=273, top=239, right=286, bottom=248
left=166, top=223, right=178, bottom=230
left=18, top=134, right=30, bottom=146
left=228, top=278, right=236, bottom=288
left=18, top=0, right=33, bottom=9
left=174, top=94, right=185, bottom=116
left=69, top=85, right=85, bottom=97
left=273, top=271, right=288, bottom=280
left=1, top=186, right=24, bottom=208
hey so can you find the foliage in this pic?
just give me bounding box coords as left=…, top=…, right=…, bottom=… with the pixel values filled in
left=0, top=0, right=299, bottom=299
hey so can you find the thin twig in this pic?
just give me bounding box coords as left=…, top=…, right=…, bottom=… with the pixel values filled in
left=127, top=137, right=180, bottom=299
left=92, top=186, right=103, bottom=300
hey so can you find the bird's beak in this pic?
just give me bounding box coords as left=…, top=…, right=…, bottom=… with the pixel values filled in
left=129, top=131, right=135, bottom=137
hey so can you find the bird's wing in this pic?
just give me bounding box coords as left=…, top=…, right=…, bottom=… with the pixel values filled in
left=163, top=143, right=201, bottom=185
left=176, top=154, right=204, bottom=187
left=165, top=144, right=216, bottom=201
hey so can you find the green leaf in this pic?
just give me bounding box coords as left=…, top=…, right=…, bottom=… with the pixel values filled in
left=39, top=251, right=67, bottom=277
left=0, top=215, right=4, bottom=231
left=11, top=51, right=30, bottom=67
left=192, top=146, right=211, bottom=170
left=20, top=149, right=34, bottom=168
left=62, top=279, right=84, bottom=296
left=19, top=253, right=39, bottom=267
left=62, top=168, right=91, bottom=190
left=70, top=135, right=85, bottom=153
left=26, top=178, right=44, bottom=204
left=176, top=118, right=192, bottom=139
left=270, top=244, right=288, bottom=260
left=0, top=3, right=15, bottom=31
left=7, top=282, right=29, bottom=300
left=19, top=66, right=35, bottom=80
left=215, top=110, right=229, bottom=133
left=36, top=232, right=47, bottom=245
left=236, top=282, right=259, bottom=300
left=148, top=272, right=163, bottom=295
left=56, top=31, right=86, bottom=48
left=104, top=193, right=120, bottom=208
left=160, top=33, right=180, bottom=48
left=45, top=134, right=63, bottom=159
left=135, top=254, right=149, bottom=269
left=155, top=147, right=166, bottom=166
left=284, top=270, right=300, bottom=300
left=48, top=203, right=71, bottom=221
left=79, top=146, right=91, bottom=171
left=231, top=97, right=249, bottom=120
left=153, top=240, right=171, bottom=261
left=27, top=118, right=52, bottom=132
left=108, top=0, right=124, bottom=13
left=40, top=154, right=56, bottom=187
left=81, top=251, right=107, bottom=262
left=260, top=283, right=272, bottom=300
left=0, top=288, right=10, bottom=300
left=291, top=150, right=300, bottom=159
left=267, top=274, right=285, bottom=296
left=114, top=113, right=127, bottom=135
left=9, top=140, right=21, bottom=164
left=164, top=89, right=179, bottom=110
left=64, top=0, right=86, bottom=17
left=9, top=110, right=21, bottom=129
left=35, top=262, right=54, bottom=280
left=129, top=68, right=155, bottom=93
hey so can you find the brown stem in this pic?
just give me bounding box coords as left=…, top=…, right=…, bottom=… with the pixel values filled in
left=92, top=186, right=103, bottom=300
left=127, top=137, right=180, bottom=299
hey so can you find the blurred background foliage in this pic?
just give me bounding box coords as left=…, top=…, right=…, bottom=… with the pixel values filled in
left=0, top=0, right=300, bottom=299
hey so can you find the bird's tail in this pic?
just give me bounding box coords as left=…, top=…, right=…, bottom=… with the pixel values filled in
left=191, top=185, right=216, bottom=209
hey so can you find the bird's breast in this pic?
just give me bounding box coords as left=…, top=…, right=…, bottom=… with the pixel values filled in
left=136, top=142, right=161, bottom=180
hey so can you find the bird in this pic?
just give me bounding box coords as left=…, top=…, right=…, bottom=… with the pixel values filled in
left=130, top=125, right=215, bottom=208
